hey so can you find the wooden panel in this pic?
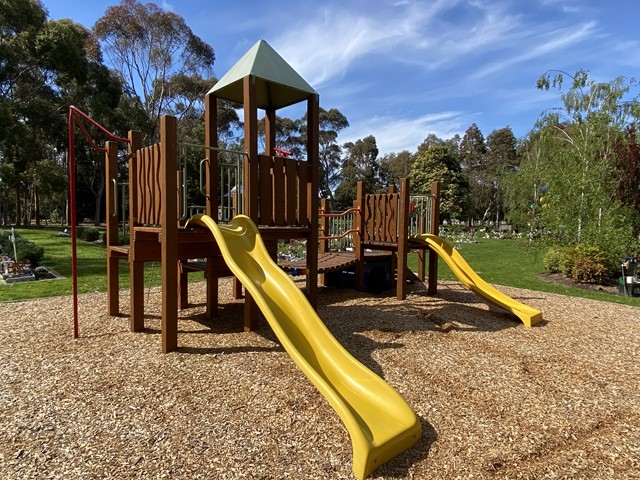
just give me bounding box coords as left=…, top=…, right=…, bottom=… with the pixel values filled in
left=160, top=115, right=178, bottom=353
left=135, top=147, right=145, bottom=223
left=297, top=161, right=308, bottom=225
left=388, top=193, right=399, bottom=242
left=273, top=156, right=285, bottom=226
left=285, top=158, right=297, bottom=225
left=136, top=144, right=163, bottom=226
left=365, top=194, right=375, bottom=241
left=259, top=155, right=273, bottom=225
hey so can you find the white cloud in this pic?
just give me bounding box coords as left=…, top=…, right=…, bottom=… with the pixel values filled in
left=470, top=21, right=601, bottom=80
left=271, top=1, right=454, bottom=87
left=341, top=111, right=473, bottom=155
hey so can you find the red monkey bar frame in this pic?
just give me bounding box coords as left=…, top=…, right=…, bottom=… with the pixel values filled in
left=68, top=106, right=129, bottom=338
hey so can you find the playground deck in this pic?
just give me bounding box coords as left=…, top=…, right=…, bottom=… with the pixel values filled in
left=280, top=251, right=393, bottom=276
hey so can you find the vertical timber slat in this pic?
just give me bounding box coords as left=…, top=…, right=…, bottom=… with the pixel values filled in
left=161, top=115, right=178, bottom=353
left=105, top=141, right=120, bottom=316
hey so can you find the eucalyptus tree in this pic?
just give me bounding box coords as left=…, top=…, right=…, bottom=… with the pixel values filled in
left=333, top=135, right=380, bottom=211
left=93, top=0, right=216, bottom=140
left=379, top=150, right=414, bottom=188
left=0, top=0, right=102, bottom=224
left=485, top=126, right=519, bottom=225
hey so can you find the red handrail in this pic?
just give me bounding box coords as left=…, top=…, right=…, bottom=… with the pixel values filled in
left=68, top=106, right=129, bottom=339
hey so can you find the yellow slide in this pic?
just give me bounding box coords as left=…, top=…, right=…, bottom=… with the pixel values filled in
left=411, top=234, right=542, bottom=327
left=188, top=214, right=421, bottom=479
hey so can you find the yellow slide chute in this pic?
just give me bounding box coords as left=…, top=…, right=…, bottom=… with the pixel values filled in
left=187, top=214, right=421, bottom=479
left=411, top=234, right=542, bottom=327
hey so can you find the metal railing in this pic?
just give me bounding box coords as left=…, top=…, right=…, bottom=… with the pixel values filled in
left=319, top=207, right=358, bottom=251
left=178, top=142, right=247, bottom=223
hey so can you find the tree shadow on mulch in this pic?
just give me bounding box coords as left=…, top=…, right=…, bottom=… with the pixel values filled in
left=316, top=281, right=535, bottom=379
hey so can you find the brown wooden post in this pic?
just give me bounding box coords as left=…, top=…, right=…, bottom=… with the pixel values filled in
left=428, top=180, right=441, bottom=295
left=205, top=93, right=219, bottom=220
left=416, top=196, right=426, bottom=282
left=105, top=141, right=120, bottom=315
left=397, top=178, right=410, bottom=300
left=262, top=108, right=278, bottom=261
left=354, top=181, right=366, bottom=291
left=243, top=75, right=259, bottom=331
left=204, top=92, right=219, bottom=318
left=306, top=94, right=319, bottom=308
left=265, top=107, right=276, bottom=155
left=128, top=130, right=145, bottom=332
left=160, top=115, right=179, bottom=353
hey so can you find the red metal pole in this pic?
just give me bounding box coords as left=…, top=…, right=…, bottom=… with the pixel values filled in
left=67, top=106, right=130, bottom=339
left=68, top=111, right=79, bottom=338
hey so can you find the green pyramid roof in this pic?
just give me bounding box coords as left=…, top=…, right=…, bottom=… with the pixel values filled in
left=208, top=39, right=317, bottom=110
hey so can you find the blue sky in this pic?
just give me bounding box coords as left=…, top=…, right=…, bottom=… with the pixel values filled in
left=43, top=0, right=639, bottom=155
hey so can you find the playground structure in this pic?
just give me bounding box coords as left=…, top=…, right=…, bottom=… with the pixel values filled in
left=80, top=39, right=542, bottom=479
left=98, top=39, right=426, bottom=479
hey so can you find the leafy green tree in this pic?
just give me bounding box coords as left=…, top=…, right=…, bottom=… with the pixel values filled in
left=333, top=135, right=380, bottom=210
left=613, top=125, right=640, bottom=235
left=379, top=150, right=414, bottom=188
left=93, top=0, right=215, bottom=139
left=0, top=0, right=99, bottom=225
left=510, top=69, right=640, bottom=259
left=458, top=123, right=489, bottom=223
left=485, top=126, right=519, bottom=224
left=459, top=123, right=486, bottom=171
left=409, top=144, right=470, bottom=221
left=317, top=108, right=349, bottom=203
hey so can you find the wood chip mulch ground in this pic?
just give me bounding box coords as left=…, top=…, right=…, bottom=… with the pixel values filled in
left=1, top=278, right=639, bottom=479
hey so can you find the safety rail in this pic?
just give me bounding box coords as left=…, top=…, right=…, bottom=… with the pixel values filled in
left=408, top=195, right=433, bottom=237
left=319, top=207, right=359, bottom=251
left=180, top=142, right=247, bottom=223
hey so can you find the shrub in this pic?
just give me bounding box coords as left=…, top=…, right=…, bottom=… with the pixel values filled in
left=76, top=226, right=100, bottom=242
left=570, top=245, right=611, bottom=284
left=13, top=237, right=45, bottom=265
left=81, top=227, right=100, bottom=242
left=558, top=247, right=578, bottom=277
left=543, top=246, right=565, bottom=273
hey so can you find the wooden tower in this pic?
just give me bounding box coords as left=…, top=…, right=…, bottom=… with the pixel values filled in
left=205, top=40, right=320, bottom=330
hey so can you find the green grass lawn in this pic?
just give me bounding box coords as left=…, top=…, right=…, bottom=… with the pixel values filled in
left=408, top=236, right=640, bottom=307
left=2, top=227, right=640, bottom=307
left=0, top=227, right=167, bottom=302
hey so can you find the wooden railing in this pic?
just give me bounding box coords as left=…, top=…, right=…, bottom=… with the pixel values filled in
left=257, top=155, right=312, bottom=227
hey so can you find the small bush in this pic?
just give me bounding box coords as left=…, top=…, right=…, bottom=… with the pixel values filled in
left=570, top=245, right=611, bottom=284
left=76, top=226, right=100, bottom=242
left=559, top=247, right=578, bottom=277
left=13, top=237, right=45, bottom=265
left=543, top=246, right=565, bottom=273
left=81, top=227, right=100, bottom=242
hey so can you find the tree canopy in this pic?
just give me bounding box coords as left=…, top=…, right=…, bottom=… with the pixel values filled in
left=93, top=0, right=215, bottom=139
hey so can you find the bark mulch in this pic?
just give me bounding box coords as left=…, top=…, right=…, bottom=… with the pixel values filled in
left=1, top=278, right=639, bottom=479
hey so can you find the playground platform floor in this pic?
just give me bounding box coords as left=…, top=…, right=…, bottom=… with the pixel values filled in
left=1, top=279, right=639, bottom=479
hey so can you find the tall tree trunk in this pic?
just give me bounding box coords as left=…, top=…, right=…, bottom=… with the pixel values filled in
left=34, top=186, right=41, bottom=226
left=14, top=186, right=20, bottom=226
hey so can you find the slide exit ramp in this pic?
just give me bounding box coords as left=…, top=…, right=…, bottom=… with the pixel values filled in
left=187, top=214, right=421, bottom=479
left=411, top=234, right=543, bottom=327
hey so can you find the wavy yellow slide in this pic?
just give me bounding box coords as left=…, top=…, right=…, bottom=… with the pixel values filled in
left=411, top=234, right=542, bottom=327
left=187, top=214, right=421, bottom=479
